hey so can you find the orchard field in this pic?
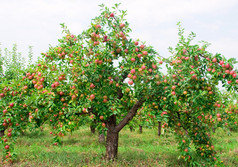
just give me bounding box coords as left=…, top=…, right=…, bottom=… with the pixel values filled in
left=0, top=3, right=238, bottom=167
left=0, top=126, right=237, bottom=167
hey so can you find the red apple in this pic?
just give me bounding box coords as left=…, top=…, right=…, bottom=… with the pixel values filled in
left=131, top=69, right=136, bottom=74
left=9, top=103, right=14, bottom=108
left=5, top=145, right=9, bottom=150
left=83, top=108, right=87, bottom=113
left=3, top=109, right=7, bottom=114
left=131, top=58, right=136, bottom=62
left=142, top=51, right=148, bottom=55
left=212, top=58, right=217, bottom=63
left=90, top=83, right=95, bottom=89
left=140, top=44, right=145, bottom=49
left=120, top=23, right=125, bottom=28
left=141, top=65, right=146, bottom=70
left=137, top=54, right=142, bottom=58
left=110, top=13, right=114, bottom=17
left=128, top=80, right=133, bottom=85
left=90, top=94, right=95, bottom=100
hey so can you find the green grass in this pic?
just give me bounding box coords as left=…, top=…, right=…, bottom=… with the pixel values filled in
left=0, top=126, right=237, bottom=167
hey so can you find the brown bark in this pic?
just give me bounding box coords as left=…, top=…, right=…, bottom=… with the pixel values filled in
left=139, top=125, right=143, bottom=134
left=158, top=121, right=161, bottom=136
left=90, top=125, right=96, bottom=134
left=99, top=132, right=105, bottom=143
left=212, top=127, right=216, bottom=133
left=115, top=99, right=144, bottom=132
left=0, top=130, right=4, bottom=137
left=106, top=115, right=118, bottom=160
left=105, top=98, right=145, bottom=160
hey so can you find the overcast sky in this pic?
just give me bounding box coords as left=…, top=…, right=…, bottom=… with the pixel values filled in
left=0, top=0, right=238, bottom=68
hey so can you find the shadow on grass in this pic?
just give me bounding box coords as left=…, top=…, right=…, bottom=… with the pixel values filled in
left=20, top=130, right=46, bottom=138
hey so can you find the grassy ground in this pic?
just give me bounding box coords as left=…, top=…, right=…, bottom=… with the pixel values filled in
left=0, top=126, right=237, bottom=167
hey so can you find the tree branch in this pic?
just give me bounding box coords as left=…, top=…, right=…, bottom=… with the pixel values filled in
left=115, top=98, right=144, bottom=132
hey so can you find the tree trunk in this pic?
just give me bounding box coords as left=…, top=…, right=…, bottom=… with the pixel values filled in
left=90, top=125, right=96, bottom=134
left=139, top=125, right=143, bottom=134
left=106, top=115, right=118, bottom=160
left=0, top=130, right=4, bottom=137
left=158, top=121, right=161, bottom=136
left=212, top=127, right=216, bottom=133
left=129, top=126, right=133, bottom=132
left=99, top=132, right=105, bottom=143
left=105, top=99, right=144, bottom=160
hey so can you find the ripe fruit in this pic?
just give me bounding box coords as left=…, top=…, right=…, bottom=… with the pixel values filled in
left=72, top=95, right=76, bottom=100
left=9, top=103, right=14, bottom=108
left=225, top=63, right=230, bottom=68
left=100, top=116, right=104, bottom=120
left=216, top=113, right=221, bottom=118
left=5, top=145, right=9, bottom=150
left=131, top=58, right=136, bottom=62
left=95, top=24, right=101, bottom=29
left=128, top=80, right=133, bottom=85
left=90, top=83, right=95, bottom=89
left=120, top=23, right=125, bottom=28
left=131, top=69, right=136, bottom=74
left=141, top=65, right=146, bottom=70
left=3, top=109, right=7, bottom=114
left=182, top=49, right=187, bottom=54
left=7, top=132, right=12, bottom=137
left=102, top=123, right=106, bottom=128
left=159, top=61, right=163, bottom=64
left=142, top=51, right=148, bottom=55
left=134, top=41, right=139, bottom=45
left=171, top=91, right=176, bottom=95
left=90, top=94, right=95, bottom=100
left=110, top=13, right=114, bottom=17
left=212, top=58, right=217, bottom=63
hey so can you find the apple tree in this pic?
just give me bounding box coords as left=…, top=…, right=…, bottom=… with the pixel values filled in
left=0, top=4, right=237, bottom=166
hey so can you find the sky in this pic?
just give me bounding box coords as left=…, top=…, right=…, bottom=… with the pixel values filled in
left=0, top=0, right=238, bottom=69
